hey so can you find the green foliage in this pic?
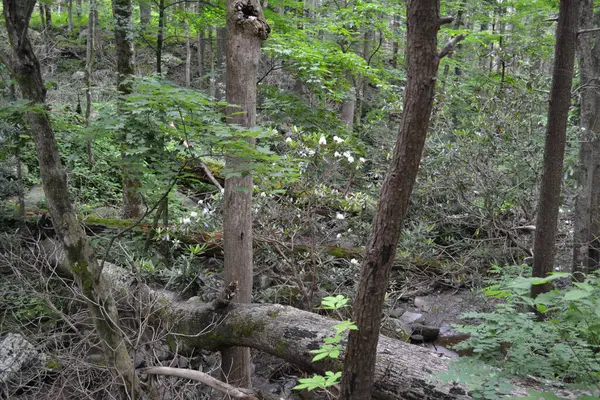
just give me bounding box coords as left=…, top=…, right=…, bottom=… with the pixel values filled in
left=436, top=268, right=600, bottom=399
left=294, top=295, right=357, bottom=393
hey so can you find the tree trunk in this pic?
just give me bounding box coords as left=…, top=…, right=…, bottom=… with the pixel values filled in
left=222, top=0, right=269, bottom=389
left=113, top=0, right=143, bottom=219
left=198, top=27, right=205, bottom=90
left=573, top=0, right=600, bottom=279
left=44, top=4, right=52, bottom=30
left=184, top=2, right=191, bottom=88
left=0, top=1, right=140, bottom=397
left=340, top=1, right=455, bottom=398
left=531, top=0, right=580, bottom=298
left=85, top=0, right=97, bottom=166
left=90, top=262, right=576, bottom=400
left=156, top=0, right=166, bottom=74
left=67, top=0, right=73, bottom=32
left=139, top=0, right=151, bottom=25
left=215, top=27, right=227, bottom=100
left=209, top=27, right=216, bottom=97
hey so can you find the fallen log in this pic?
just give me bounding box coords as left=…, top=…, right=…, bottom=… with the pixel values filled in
left=101, top=264, right=580, bottom=400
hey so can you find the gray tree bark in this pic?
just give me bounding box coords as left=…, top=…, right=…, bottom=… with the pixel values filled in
left=532, top=0, right=580, bottom=297
left=0, top=2, right=141, bottom=397
left=222, top=0, right=269, bottom=389
left=85, top=0, right=97, bottom=166
left=573, top=0, right=600, bottom=279
left=113, top=0, right=143, bottom=219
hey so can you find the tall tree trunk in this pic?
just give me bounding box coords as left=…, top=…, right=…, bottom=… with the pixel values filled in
left=198, top=27, right=205, bottom=90
left=339, top=1, right=463, bottom=398
left=209, top=27, right=216, bottom=97
left=573, top=0, right=600, bottom=279
left=221, top=0, right=269, bottom=389
left=184, top=2, right=192, bottom=87
left=1, top=1, right=140, bottom=397
left=113, top=0, right=143, bottom=218
left=139, top=0, right=151, bottom=25
left=531, top=0, right=580, bottom=297
left=45, top=4, right=52, bottom=30
left=215, top=27, right=227, bottom=100
left=76, top=0, right=82, bottom=22
left=157, top=0, right=166, bottom=74
left=67, top=0, right=73, bottom=32
left=85, top=0, right=97, bottom=166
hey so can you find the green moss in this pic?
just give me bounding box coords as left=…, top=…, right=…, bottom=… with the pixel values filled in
left=81, top=214, right=135, bottom=228
left=269, top=310, right=281, bottom=318
left=45, top=358, right=61, bottom=369
left=275, top=340, right=287, bottom=358
left=232, top=320, right=266, bottom=338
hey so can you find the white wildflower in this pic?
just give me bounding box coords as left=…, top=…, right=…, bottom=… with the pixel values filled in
left=285, top=137, right=293, bottom=143
left=182, top=217, right=191, bottom=224
left=347, top=155, right=355, bottom=163
left=336, top=233, right=342, bottom=239
left=260, top=192, right=267, bottom=197
left=318, top=136, right=327, bottom=145
left=190, top=211, right=198, bottom=218
left=334, top=151, right=341, bottom=158
left=350, top=258, right=359, bottom=265
left=336, top=212, right=345, bottom=220
left=333, top=136, right=344, bottom=143
left=359, top=157, right=366, bottom=163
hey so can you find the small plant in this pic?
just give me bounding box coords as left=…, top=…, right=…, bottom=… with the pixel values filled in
left=435, top=267, right=600, bottom=399
left=294, top=295, right=357, bottom=395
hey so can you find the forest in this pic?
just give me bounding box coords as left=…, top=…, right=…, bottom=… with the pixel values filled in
left=0, top=0, right=599, bottom=399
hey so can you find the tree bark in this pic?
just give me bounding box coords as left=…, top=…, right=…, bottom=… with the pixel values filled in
left=67, top=0, right=73, bottom=32
left=139, top=0, right=151, bottom=26
left=215, top=27, right=227, bottom=100
left=113, top=0, right=143, bottom=219
left=184, top=2, right=192, bottom=88
left=157, top=0, right=166, bottom=74
left=85, top=0, right=97, bottom=166
left=573, top=0, right=600, bottom=279
left=531, top=0, right=580, bottom=297
left=0, top=1, right=140, bottom=397
left=340, top=1, right=451, bottom=398
left=222, top=0, right=269, bottom=389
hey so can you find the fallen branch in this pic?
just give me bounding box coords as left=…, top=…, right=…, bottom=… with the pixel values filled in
left=140, top=366, right=257, bottom=399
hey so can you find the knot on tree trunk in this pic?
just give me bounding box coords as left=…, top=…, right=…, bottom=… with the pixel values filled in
left=231, top=0, right=270, bottom=40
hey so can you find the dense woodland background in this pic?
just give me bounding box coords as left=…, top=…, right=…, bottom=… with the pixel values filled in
left=1, top=0, right=600, bottom=399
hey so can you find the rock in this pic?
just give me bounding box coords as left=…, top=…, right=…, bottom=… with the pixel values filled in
left=0, top=333, right=46, bottom=388
left=388, top=307, right=405, bottom=318
left=410, top=324, right=440, bottom=342
left=173, top=190, right=198, bottom=209
left=40, top=238, right=64, bottom=268
left=71, top=70, right=86, bottom=80
left=24, top=185, right=46, bottom=208
left=381, top=318, right=410, bottom=341
left=414, top=296, right=432, bottom=311
left=398, top=311, right=423, bottom=326
left=90, top=206, right=120, bottom=219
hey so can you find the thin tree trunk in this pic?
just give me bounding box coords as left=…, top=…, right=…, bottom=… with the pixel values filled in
left=215, top=27, right=227, bottom=100
left=209, top=27, right=216, bottom=97
left=1, top=1, right=140, bottom=397
left=157, top=0, right=166, bottom=74
left=67, top=0, right=73, bottom=32
left=573, top=0, right=600, bottom=279
left=221, top=0, right=269, bottom=389
left=184, top=2, right=191, bottom=87
left=198, top=27, right=205, bottom=90
left=85, top=0, right=97, bottom=166
left=113, top=0, right=143, bottom=219
left=140, top=0, right=151, bottom=25
left=531, top=0, right=580, bottom=297
left=339, top=1, right=464, bottom=398
left=45, top=4, right=52, bottom=30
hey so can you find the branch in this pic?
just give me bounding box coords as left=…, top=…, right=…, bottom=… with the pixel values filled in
left=439, top=16, right=454, bottom=26
left=139, top=366, right=257, bottom=399
left=578, top=27, right=600, bottom=35
left=436, top=34, right=467, bottom=60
